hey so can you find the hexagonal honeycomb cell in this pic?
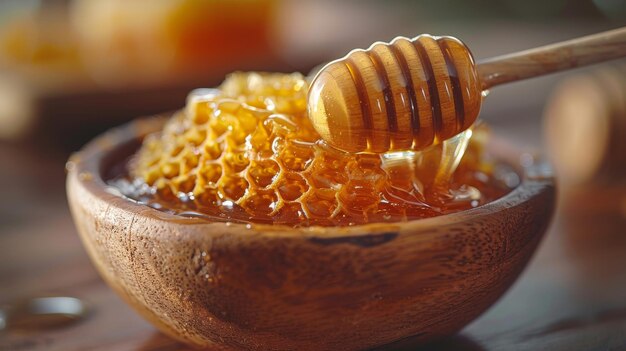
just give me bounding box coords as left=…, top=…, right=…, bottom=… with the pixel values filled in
left=122, top=72, right=511, bottom=226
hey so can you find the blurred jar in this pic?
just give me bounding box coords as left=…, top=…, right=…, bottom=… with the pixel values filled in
left=544, top=63, right=626, bottom=187
left=0, top=2, right=80, bottom=69
left=70, top=0, right=278, bottom=86
left=0, top=0, right=279, bottom=144
left=543, top=62, right=626, bottom=217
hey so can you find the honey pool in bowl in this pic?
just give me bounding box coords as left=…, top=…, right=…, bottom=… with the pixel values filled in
left=109, top=72, right=516, bottom=227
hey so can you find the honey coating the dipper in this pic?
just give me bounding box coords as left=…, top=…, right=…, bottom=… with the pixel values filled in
left=117, top=72, right=512, bottom=227
left=308, top=35, right=482, bottom=153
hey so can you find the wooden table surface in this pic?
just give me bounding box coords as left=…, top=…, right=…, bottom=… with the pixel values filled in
left=1, top=127, right=626, bottom=351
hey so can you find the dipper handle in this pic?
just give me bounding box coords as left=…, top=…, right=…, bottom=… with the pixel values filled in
left=478, top=27, right=626, bottom=90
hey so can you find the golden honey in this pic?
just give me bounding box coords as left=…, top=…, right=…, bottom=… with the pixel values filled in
left=112, top=72, right=513, bottom=227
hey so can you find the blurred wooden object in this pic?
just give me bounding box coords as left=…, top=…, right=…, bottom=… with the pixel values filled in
left=0, top=72, right=187, bottom=148
left=0, top=67, right=298, bottom=150
left=544, top=62, right=626, bottom=185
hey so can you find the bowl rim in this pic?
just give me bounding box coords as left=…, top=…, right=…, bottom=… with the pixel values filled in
left=66, top=116, right=555, bottom=239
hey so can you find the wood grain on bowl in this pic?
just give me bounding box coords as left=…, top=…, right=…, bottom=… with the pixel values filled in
left=66, top=118, right=555, bottom=351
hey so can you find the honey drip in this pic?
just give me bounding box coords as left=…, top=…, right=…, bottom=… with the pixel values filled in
left=111, top=72, right=514, bottom=227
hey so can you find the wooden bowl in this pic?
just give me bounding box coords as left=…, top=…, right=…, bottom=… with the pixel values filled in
left=67, top=117, right=555, bottom=351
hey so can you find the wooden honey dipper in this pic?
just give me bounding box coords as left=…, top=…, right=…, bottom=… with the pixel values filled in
left=308, top=27, right=626, bottom=153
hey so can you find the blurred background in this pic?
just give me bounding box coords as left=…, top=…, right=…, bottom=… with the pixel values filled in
left=0, top=1, right=625, bottom=350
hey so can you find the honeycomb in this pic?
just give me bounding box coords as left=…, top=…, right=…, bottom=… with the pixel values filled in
left=128, top=72, right=507, bottom=226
